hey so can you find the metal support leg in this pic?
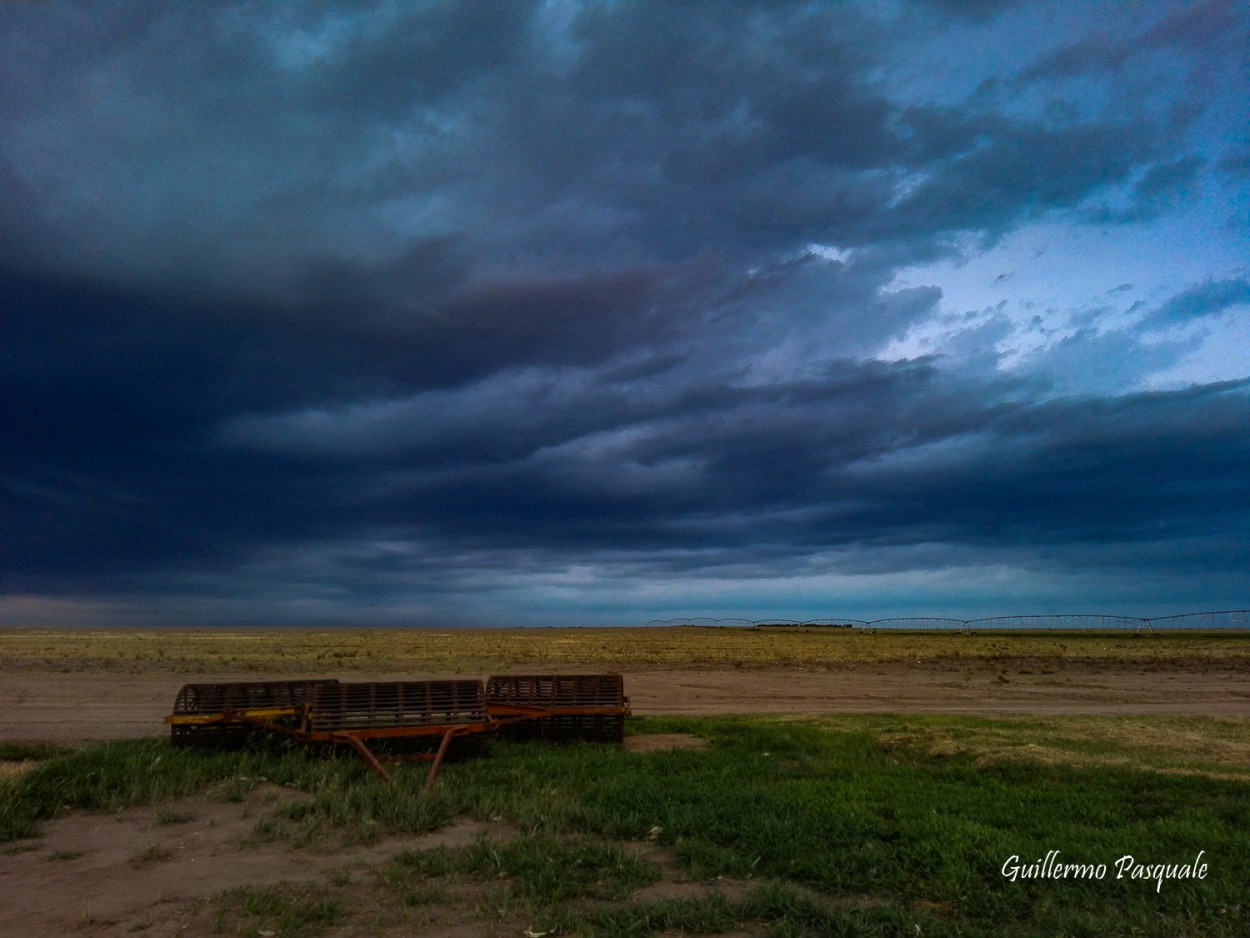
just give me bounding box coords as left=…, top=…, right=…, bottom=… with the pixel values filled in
left=335, top=733, right=394, bottom=783
left=425, top=728, right=456, bottom=791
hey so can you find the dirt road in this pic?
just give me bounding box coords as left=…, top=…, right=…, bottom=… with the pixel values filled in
left=3, top=659, right=1249, bottom=744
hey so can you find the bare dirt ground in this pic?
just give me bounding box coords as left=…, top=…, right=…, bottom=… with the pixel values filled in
left=0, top=783, right=526, bottom=938
left=3, top=630, right=1249, bottom=936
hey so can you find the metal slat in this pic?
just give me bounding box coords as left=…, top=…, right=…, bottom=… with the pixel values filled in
left=485, top=674, right=627, bottom=743
left=172, top=678, right=338, bottom=715
left=169, top=679, right=339, bottom=748
left=308, top=680, right=485, bottom=732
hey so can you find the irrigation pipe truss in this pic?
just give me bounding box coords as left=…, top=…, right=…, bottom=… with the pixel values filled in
left=644, top=610, right=1250, bottom=631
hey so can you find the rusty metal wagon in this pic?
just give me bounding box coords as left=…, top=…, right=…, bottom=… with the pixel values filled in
left=165, top=673, right=629, bottom=787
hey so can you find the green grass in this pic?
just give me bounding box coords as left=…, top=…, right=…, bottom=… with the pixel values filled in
left=386, top=831, right=659, bottom=904
left=0, top=736, right=355, bottom=843
left=2, top=716, right=1247, bottom=936
left=212, top=884, right=344, bottom=938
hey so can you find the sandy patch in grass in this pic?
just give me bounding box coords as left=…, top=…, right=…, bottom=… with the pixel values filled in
left=0, top=761, right=39, bottom=780
left=0, top=786, right=515, bottom=938
left=871, top=715, right=1250, bottom=780
left=625, top=733, right=708, bottom=753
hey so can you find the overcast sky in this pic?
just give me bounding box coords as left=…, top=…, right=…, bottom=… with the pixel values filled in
left=2, top=0, right=1247, bottom=627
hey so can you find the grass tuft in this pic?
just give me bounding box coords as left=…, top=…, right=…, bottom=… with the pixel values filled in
left=212, top=883, right=344, bottom=937
left=129, top=842, right=173, bottom=868
left=154, top=806, right=197, bottom=825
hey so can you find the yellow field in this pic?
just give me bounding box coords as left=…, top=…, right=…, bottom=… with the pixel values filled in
left=2, top=625, right=1247, bottom=674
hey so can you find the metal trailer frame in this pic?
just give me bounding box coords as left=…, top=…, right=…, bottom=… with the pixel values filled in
left=165, top=674, right=630, bottom=788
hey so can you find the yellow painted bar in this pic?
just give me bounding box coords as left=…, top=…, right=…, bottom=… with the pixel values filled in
left=164, top=706, right=301, bottom=726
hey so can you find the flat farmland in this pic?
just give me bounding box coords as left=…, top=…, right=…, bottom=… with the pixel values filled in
left=4, top=626, right=1250, bottom=937
left=4, top=624, right=1250, bottom=672
left=2, top=626, right=1249, bottom=744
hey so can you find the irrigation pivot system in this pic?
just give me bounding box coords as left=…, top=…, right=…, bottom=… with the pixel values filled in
left=165, top=674, right=629, bottom=788
left=646, top=610, right=1250, bottom=631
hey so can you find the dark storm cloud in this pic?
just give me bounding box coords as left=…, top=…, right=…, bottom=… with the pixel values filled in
left=1143, top=278, right=1250, bottom=327
left=885, top=119, right=1157, bottom=239
left=1, top=0, right=1195, bottom=283
left=1, top=1, right=1246, bottom=622
left=826, top=381, right=1250, bottom=549
left=1083, top=154, right=1206, bottom=224
left=8, top=281, right=1247, bottom=596
left=1014, top=0, right=1244, bottom=84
